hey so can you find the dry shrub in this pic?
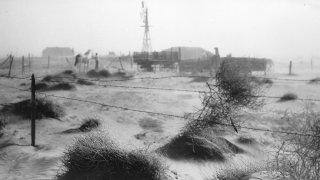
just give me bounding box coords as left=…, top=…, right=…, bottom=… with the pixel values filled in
left=139, top=118, right=163, bottom=133
left=87, top=69, right=111, bottom=78
left=42, top=70, right=77, bottom=82
left=35, top=82, right=50, bottom=90
left=57, top=133, right=166, bottom=180
left=79, top=118, right=100, bottom=132
left=35, top=82, right=75, bottom=91
left=77, top=79, right=95, bottom=85
left=185, top=60, right=264, bottom=134
left=157, top=133, right=243, bottom=162
left=37, top=70, right=77, bottom=91
left=0, top=114, right=7, bottom=137
left=215, top=61, right=262, bottom=108
left=279, top=93, right=297, bottom=102
left=309, top=77, right=320, bottom=84
left=62, top=117, right=101, bottom=134
left=273, top=106, right=320, bottom=179
left=48, top=83, right=75, bottom=91
left=2, top=98, right=64, bottom=119
left=261, top=78, right=273, bottom=85
left=237, top=135, right=257, bottom=145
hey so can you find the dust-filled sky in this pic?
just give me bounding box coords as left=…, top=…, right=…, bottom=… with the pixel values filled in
left=0, top=0, right=320, bottom=61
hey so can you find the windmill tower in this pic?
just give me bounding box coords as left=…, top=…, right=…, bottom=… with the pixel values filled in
left=140, top=1, right=152, bottom=53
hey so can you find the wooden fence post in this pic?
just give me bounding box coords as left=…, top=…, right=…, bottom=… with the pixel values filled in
left=22, top=56, right=25, bottom=74
left=8, top=55, right=14, bottom=77
left=289, top=61, right=292, bottom=75
left=31, top=74, right=36, bottom=146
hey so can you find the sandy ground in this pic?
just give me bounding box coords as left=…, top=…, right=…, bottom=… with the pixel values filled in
left=0, top=57, right=320, bottom=180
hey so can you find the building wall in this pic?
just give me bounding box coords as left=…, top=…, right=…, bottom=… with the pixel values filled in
left=42, top=47, right=74, bottom=57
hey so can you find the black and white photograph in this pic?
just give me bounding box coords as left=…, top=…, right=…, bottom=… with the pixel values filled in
left=0, top=0, right=320, bottom=179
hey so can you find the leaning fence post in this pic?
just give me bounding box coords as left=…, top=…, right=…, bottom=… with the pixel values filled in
left=31, top=74, right=36, bottom=146
left=8, top=55, right=14, bottom=77
left=22, top=56, right=25, bottom=74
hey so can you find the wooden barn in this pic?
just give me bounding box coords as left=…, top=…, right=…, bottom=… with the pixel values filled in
left=42, top=47, right=74, bottom=57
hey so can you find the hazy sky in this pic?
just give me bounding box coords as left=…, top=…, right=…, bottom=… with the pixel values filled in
left=0, top=0, right=319, bottom=61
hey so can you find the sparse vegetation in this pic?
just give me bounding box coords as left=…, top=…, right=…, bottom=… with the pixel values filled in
left=139, top=118, right=163, bottom=133
left=185, top=60, right=264, bottom=134
left=62, top=117, right=101, bottom=134
left=279, top=93, right=297, bottom=102
left=261, top=78, right=273, bottom=85
left=1, top=98, right=65, bottom=119
left=79, top=118, right=100, bottom=132
left=57, top=133, right=166, bottom=180
left=87, top=69, right=111, bottom=78
left=0, top=115, right=7, bottom=137
left=273, top=106, right=320, bottom=179
left=35, top=82, right=75, bottom=91
left=309, top=77, right=320, bottom=84
left=42, top=70, right=77, bottom=82
left=76, top=78, right=95, bottom=85
left=237, top=135, right=257, bottom=145
left=216, top=164, right=262, bottom=180
left=157, top=133, right=244, bottom=161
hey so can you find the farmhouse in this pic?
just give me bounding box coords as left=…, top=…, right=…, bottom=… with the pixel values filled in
left=42, top=47, right=74, bottom=57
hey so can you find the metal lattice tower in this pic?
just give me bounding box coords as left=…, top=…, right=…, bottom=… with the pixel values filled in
left=141, top=2, right=152, bottom=53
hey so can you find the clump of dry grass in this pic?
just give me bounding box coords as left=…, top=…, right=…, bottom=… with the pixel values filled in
left=42, top=70, right=77, bottom=82
left=139, top=118, right=163, bottom=133
left=309, top=77, right=320, bottom=84
left=87, top=69, right=111, bottom=78
left=0, top=114, right=7, bottom=137
left=35, top=82, right=75, bottom=91
left=62, top=117, right=101, bottom=134
left=1, top=98, right=65, bottom=119
left=76, top=79, right=95, bottom=85
left=279, top=93, right=297, bottom=102
left=57, top=133, right=166, bottom=180
left=261, top=78, right=273, bottom=85
left=79, top=118, right=100, bottom=132
left=237, top=135, right=257, bottom=145
left=36, top=70, right=77, bottom=91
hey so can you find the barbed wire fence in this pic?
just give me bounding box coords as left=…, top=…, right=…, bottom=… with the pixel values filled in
left=1, top=73, right=320, bottom=145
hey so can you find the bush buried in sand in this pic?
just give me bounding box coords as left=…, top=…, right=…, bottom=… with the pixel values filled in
left=157, top=133, right=244, bottom=162
left=57, top=134, right=166, bottom=180
left=279, top=93, right=298, bottom=102
left=1, top=98, right=65, bottom=119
